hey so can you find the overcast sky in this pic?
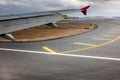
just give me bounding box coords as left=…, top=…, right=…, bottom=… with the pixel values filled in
left=0, top=0, right=120, bottom=17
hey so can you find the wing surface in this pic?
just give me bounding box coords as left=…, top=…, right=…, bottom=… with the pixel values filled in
left=0, top=5, right=90, bottom=40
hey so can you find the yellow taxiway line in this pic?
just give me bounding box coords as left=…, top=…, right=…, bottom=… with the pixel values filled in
left=42, top=46, right=56, bottom=54
left=93, top=38, right=112, bottom=41
left=61, top=36, right=120, bottom=54
left=107, top=32, right=120, bottom=34
left=103, top=34, right=116, bottom=37
left=74, top=42, right=97, bottom=47
left=107, top=31, right=118, bottom=34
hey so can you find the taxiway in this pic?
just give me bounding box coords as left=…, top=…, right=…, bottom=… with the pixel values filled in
left=0, top=20, right=120, bottom=80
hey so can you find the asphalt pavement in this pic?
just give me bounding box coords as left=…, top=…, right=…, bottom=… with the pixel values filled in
left=0, top=20, right=120, bottom=80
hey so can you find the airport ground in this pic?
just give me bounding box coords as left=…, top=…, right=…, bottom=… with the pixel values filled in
left=0, top=20, right=120, bottom=80
left=0, top=23, right=92, bottom=42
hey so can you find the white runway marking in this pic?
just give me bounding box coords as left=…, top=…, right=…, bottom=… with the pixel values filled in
left=0, top=48, right=120, bottom=61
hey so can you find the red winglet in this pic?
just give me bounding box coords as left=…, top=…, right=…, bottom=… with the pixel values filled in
left=80, top=5, right=90, bottom=15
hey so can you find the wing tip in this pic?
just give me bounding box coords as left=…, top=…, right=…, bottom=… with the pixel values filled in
left=80, top=5, right=91, bottom=15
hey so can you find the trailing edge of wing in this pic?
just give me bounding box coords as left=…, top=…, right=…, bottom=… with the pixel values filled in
left=0, top=14, right=63, bottom=35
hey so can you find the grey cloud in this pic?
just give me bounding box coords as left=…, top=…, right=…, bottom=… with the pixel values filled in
left=0, top=0, right=119, bottom=16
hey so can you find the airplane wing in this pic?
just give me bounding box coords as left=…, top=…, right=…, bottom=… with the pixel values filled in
left=0, top=5, right=90, bottom=40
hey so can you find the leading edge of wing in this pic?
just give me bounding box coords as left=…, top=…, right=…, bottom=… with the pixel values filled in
left=0, top=5, right=91, bottom=40
left=0, top=5, right=90, bottom=21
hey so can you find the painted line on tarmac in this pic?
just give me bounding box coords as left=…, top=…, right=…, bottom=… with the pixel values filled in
left=73, top=42, right=97, bottom=47
left=107, top=33, right=120, bottom=35
left=93, top=38, right=112, bottom=41
left=107, top=32, right=120, bottom=34
left=0, top=48, right=120, bottom=61
left=103, top=34, right=117, bottom=37
left=61, top=36, right=120, bottom=54
left=42, top=46, right=56, bottom=54
left=0, top=48, right=50, bottom=54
